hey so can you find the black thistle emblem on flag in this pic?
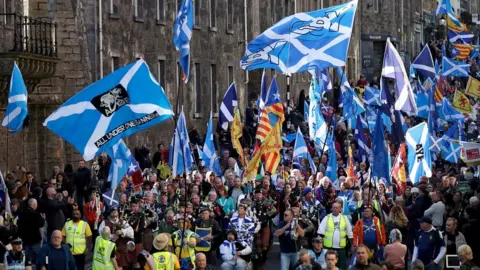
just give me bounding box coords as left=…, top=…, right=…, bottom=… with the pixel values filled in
left=416, top=144, right=424, bottom=161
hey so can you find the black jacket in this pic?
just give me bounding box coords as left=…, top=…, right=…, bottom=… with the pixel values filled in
left=18, top=207, right=45, bottom=244
left=44, top=199, right=66, bottom=232
left=74, top=167, right=91, bottom=189
left=293, top=261, right=322, bottom=270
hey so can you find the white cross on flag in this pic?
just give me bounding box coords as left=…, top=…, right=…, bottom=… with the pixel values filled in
left=406, top=122, right=432, bottom=184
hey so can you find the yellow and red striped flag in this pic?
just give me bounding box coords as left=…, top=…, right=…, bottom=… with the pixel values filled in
left=452, top=43, right=472, bottom=60
left=391, top=143, right=407, bottom=194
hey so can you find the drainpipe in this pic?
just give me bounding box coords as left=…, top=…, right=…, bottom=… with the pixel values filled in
left=99, top=0, right=104, bottom=79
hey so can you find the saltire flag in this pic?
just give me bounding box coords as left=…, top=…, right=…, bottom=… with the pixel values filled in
left=371, top=109, right=390, bottom=181
left=337, top=67, right=365, bottom=120
left=448, top=29, right=474, bottom=44
left=451, top=43, right=472, bottom=60
left=106, top=139, right=133, bottom=191
left=411, top=44, right=435, bottom=79
left=406, top=122, right=432, bottom=184
left=381, top=78, right=405, bottom=145
left=382, top=38, right=417, bottom=114
left=169, top=109, right=193, bottom=177
left=2, top=63, right=28, bottom=133
left=308, top=77, right=328, bottom=146
left=174, top=0, right=194, bottom=82
left=452, top=90, right=472, bottom=114
left=203, top=112, right=223, bottom=176
left=416, top=91, right=429, bottom=120
left=309, top=68, right=333, bottom=93
left=442, top=57, right=470, bottom=77
left=218, top=82, right=238, bottom=130
left=44, top=59, right=174, bottom=161
left=428, top=89, right=441, bottom=156
left=0, top=170, right=11, bottom=214
left=304, top=100, right=309, bottom=120
left=364, top=86, right=382, bottom=106
left=409, top=65, right=416, bottom=80
left=231, top=108, right=246, bottom=166
left=436, top=0, right=463, bottom=29
left=438, top=97, right=465, bottom=123
left=465, top=76, right=480, bottom=99
left=282, top=133, right=297, bottom=143
left=441, top=138, right=461, bottom=163
left=240, top=0, right=358, bottom=74
left=196, top=144, right=207, bottom=166
left=391, top=143, right=407, bottom=194
left=293, top=128, right=316, bottom=174
left=325, top=132, right=337, bottom=182
left=354, top=115, right=369, bottom=163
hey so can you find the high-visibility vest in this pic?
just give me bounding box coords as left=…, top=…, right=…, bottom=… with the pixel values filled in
left=323, top=215, right=348, bottom=248
left=173, top=231, right=196, bottom=268
left=357, top=200, right=380, bottom=213
left=93, top=236, right=115, bottom=270
left=152, top=251, right=177, bottom=270
left=3, top=251, right=26, bottom=270
left=65, top=220, right=87, bottom=255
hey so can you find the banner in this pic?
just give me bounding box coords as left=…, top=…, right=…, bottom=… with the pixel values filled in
left=452, top=90, right=473, bottom=114
left=461, top=141, right=480, bottom=166
left=465, top=76, right=480, bottom=99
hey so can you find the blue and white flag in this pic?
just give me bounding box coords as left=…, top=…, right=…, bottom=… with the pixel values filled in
left=2, top=63, right=28, bottom=133
left=406, top=122, right=432, bottom=184
left=372, top=109, right=390, bottom=181
left=169, top=110, right=193, bottom=177
left=204, top=112, right=223, bottom=176
left=436, top=0, right=463, bottom=28
left=364, top=86, right=382, bottom=106
left=409, top=65, right=416, bottom=80
left=293, top=128, right=316, bottom=173
left=44, top=59, right=173, bottom=161
left=354, top=115, right=369, bottom=163
left=174, top=0, right=194, bottom=82
left=442, top=57, right=470, bottom=77
left=411, top=44, right=435, bottom=80
left=0, top=170, right=11, bottom=214
left=441, top=139, right=461, bottom=163
left=382, top=38, right=417, bottom=114
left=438, top=97, right=465, bottom=123
left=416, top=92, right=429, bottom=120
left=337, top=67, right=364, bottom=120
left=218, top=82, right=238, bottom=130
left=310, top=68, right=333, bottom=93
left=258, top=70, right=268, bottom=110
left=240, top=1, right=358, bottom=74
left=106, top=139, right=133, bottom=191
left=448, top=29, right=474, bottom=44
left=282, top=133, right=297, bottom=143
left=325, top=132, right=337, bottom=182
left=265, top=76, right=282, bottom=106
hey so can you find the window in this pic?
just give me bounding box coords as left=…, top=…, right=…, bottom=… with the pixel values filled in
left=195, top=63, right=202, bottom=115
left=227, top=66, right=234, bottom=84
left=157, top=0, right=165, bottom=22
left=157, top=58, right=166, bottom=87
left=322, top=0, right=329, bottom=8
left=210, top=64, right=217, bottom=114
left=111, top=56, right=120, bottom=72
left=134, top=0, right=144, bottom=21
left=209, top=0, right=216, bottom=28
left=109, top=0, right=119, bottom=16
left=194, top=0, right=201, bottom=25
left=1, top=0, right=14, bottom=24
left=227, top=0, right=233, bottom=32
left=373, top=0, right=379, bottom=13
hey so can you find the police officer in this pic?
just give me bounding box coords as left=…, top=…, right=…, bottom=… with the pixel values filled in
left=146, top=233, right=180, bottom=269
left=93, top=227, right=119, bottom=270
left=3, top=237, right=32, bottom=270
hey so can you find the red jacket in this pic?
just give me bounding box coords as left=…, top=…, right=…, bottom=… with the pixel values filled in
left=353, top=216, right=386, bottom=246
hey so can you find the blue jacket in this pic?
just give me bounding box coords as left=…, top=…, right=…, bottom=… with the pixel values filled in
left=36, top=243, right=77, bottom=270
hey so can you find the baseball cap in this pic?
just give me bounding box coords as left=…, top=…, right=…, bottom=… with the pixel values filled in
left=418, top=216, right=433, bottom=224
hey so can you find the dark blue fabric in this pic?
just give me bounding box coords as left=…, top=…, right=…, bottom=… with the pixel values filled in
left=416, top=229, right=444, bottom=265
left=363, top=218, right=377, bottom=249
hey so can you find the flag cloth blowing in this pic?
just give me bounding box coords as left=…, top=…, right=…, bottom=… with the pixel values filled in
left=406, top=122, right=432, bottom=184
left=218, top=82, right=238, bottom=130
left=204, top=112, right=223, bottom=176
left=44, top=59, right=173, bottom=161
left=231, top=108, right=246, bottom=166
left=169, top=110, right=193, bottom=177
left=452, top=90, right=472, bottom=114
left=174, top=0, right=194, bottom=82
left=465, top=76, right=480, bottom=99
left=240, top=0, right=358, bottom=74
left=2, top=63, right=28, bottom=133
left=106, top=139, right=139, bottom=190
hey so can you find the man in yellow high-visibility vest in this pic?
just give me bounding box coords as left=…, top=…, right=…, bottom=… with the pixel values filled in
left=62, top=208, right=93, bottom=270
left=93, top=226, right=119, bottom=270
left=317, top=202, right=353, bottom=270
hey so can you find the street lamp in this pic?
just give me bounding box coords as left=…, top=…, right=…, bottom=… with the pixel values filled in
left=439, top=15, right=447, bottom=40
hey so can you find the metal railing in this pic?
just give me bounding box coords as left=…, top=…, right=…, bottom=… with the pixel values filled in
left=0, top=13, right=57, bottom=57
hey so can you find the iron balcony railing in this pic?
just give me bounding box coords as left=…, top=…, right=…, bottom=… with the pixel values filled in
left=0, top=13, right=57, bottom=57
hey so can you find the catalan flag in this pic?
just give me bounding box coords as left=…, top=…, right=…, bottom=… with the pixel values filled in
left=447, top=16, right=467, bottom=33
left=255, top=102, right=284, bottom=142
left=263, top=123, right=283, bottom=174
left=452, top=43, right=472, bottom=60
left=452, top=90, right=472, bottom=114
left=434, top=76, right=446, bottom=103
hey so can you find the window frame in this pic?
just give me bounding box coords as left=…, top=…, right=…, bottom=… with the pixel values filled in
left=210, top=64, right=218, bottom=116
left=194, top=63, right=203, bottom=117
left=209, top=0, right=217, bottom=31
